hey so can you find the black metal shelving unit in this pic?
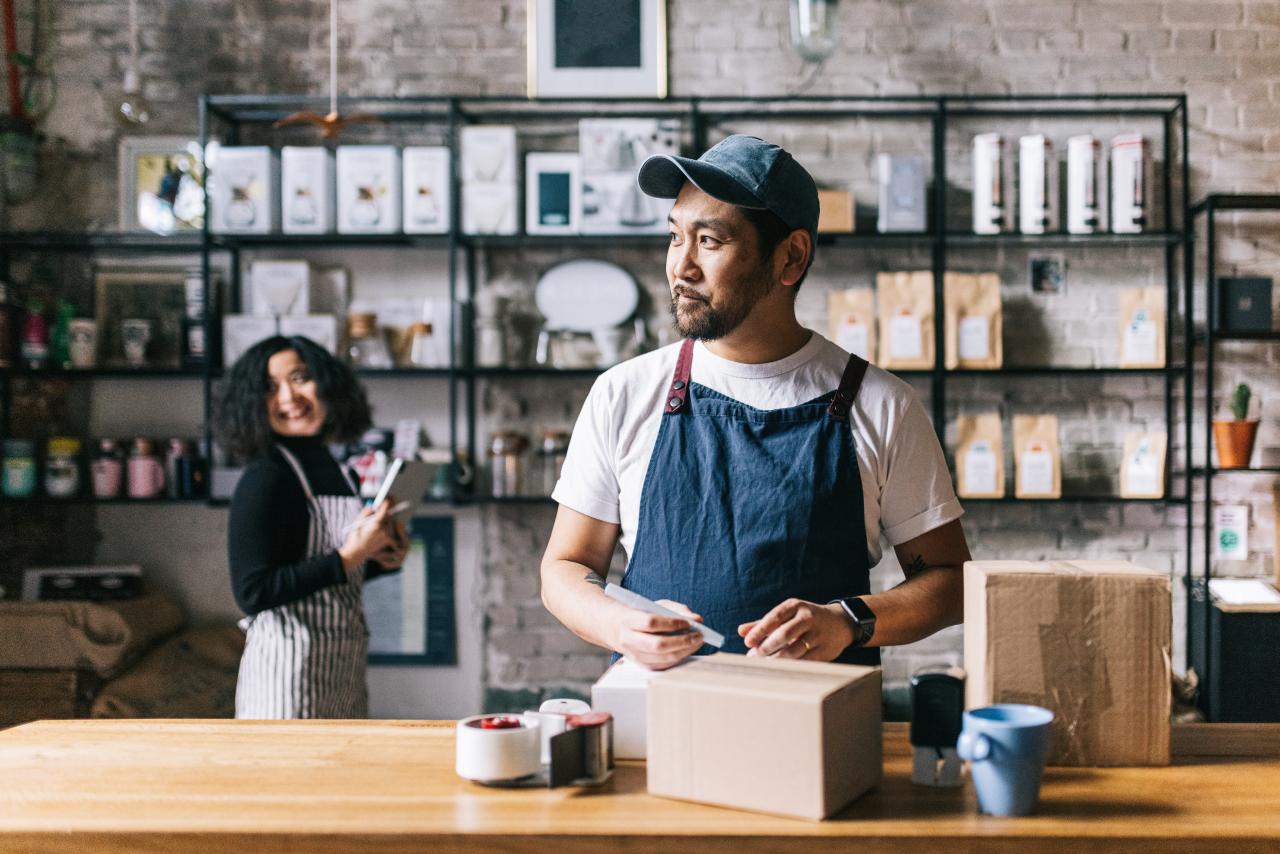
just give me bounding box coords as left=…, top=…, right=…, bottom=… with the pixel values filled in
left=1186, top=192, right=1280, bottom=719
left=1, top=93, right=1190, bottom=510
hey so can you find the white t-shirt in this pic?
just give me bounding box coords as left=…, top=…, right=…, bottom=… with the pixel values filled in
left=551, top=332, right=963, bottom=567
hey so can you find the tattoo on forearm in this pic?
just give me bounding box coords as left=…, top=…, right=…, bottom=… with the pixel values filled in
left=905, top=555, right=928, bottom=577
left=584, top=572, right=606, bottom=589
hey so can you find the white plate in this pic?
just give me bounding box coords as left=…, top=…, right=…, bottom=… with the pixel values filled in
left=535, top=259, right=639, bottom=331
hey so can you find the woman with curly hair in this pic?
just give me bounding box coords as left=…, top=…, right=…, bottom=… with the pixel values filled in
left=217, top=335, right=407, bottom=718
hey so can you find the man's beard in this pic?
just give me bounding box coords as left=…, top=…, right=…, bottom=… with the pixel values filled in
left=669, top=271, right=773, bottom=341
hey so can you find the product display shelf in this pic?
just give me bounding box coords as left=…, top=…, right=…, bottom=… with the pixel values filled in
left=1, top=367, right=205, bottom=379
left=1186, top=192, right=1280, bottom=720
left=0, top=231, right=204, bottom=253
left=0, top=495, right=207, bottom=506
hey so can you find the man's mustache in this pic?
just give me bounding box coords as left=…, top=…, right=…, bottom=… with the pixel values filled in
left=672, top=286, right=708, bottom=303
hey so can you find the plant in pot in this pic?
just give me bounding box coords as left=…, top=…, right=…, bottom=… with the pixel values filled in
left=1214, top=383, right=1259, bottom=469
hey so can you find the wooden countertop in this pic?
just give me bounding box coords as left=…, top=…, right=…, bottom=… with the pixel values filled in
left=1, top=719, right=1278, bottom=853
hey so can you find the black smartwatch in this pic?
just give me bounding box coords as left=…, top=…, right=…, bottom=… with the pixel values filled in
left=830, top=596, right=877, bottom=648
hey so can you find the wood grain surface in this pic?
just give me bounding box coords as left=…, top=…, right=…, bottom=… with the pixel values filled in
left=1, top=719, right=1278, bottom=853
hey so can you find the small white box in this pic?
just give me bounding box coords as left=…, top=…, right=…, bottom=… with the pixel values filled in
left=1067, top=134, right=1103, bottom=234
left=281, top=147, right=335, bottom=234
left=402, top=146, right=451, bottom=234
left=222, top=315, right=278, bottom=367
left=310, top=265, right=350, bottom=317
left=280, top=314, right=339, bottom=356
left=591, top=657, right=660, bottom=760
left=579, top=117, right=679, bottom=235
left=877, top=153, right=927, bottom=233
left=1110, top=133, right=1148, bottom=234
left=525, top=152, right=581, bottom=235
left=248, top=260, right=312, bottom=317
left=972, top=133, right=1007, bottom=235
left=462, top=183, right=518, bottom=235
left=336, top=145, right=402, bottom=234
left=460, top=125, right=517, bottom=184
left=1018, top=134, right=1059, bottom=234
left=210, top=146, right=279, bottom=234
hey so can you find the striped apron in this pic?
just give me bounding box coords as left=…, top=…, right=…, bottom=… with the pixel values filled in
left=234, top=444, right=369, bottom=719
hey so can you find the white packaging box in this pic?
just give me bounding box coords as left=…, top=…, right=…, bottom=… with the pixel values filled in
left=579, top=118, right=679, bottom=234
left=877, top=153, right=927, bottom=233
left=462, top=183, right=519, bottom=235
left=525, top=152, right=581, bottom=235
left=280, top=314, right=339, bottom=356
left=248, top=260, right=312, bottom=317
left=281, top=147, right=335, bottom=234
left=591, top=657, right=661, bottom=759
left=1018, top=134, right=1059, bottom=234
left=336, top=145, right=402, bottom=234
left=402, top=146, right=451, bottom=234
left=1110, top=133, right=1148, bottom=234
left=222, top=315, right=278, bottom=367
left=209, top=146, right=279, bottom=234
left=1066, top=134, right=1103, bottom=234
left=972, top=133, right=1007, bottom=235
left=460, top=125, right=517, bottom=184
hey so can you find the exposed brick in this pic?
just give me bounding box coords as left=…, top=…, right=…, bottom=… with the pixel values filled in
left=1166, top=1, right=1245, bottom=25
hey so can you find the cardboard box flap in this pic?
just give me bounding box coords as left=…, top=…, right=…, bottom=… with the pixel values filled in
left=653, top=654, right=876, bottom=702
left=968, top=559, right=1168, bottom=581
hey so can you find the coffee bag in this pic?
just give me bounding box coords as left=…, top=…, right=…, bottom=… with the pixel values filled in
left=1119, top=431, right=1167, bottom=499
left=827, top=288, right=876, bottom=362
left=945, top=272, right=1003, bottom=369
left=956, top=413, right=1005, bottom=498
left=1119, top=287, right=1165, bottom=368
left=1013, top=414, right=1061, bottom=499
left=877, top=271, right=934, bottom=370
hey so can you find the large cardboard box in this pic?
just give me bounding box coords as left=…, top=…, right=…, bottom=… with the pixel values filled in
left=964, top=560, right=1171, bottom=766
left=646, top=654, right=881, bottom=820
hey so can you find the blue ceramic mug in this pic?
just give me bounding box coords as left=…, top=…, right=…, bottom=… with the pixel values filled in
left=956, top=704, right=1055, bottom=816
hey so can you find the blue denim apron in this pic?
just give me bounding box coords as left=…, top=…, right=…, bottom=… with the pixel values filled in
left=622, top=338, right=879, bottom=666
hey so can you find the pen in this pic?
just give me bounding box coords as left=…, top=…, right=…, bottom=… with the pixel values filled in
left=341, top=500, right=411, bottom=534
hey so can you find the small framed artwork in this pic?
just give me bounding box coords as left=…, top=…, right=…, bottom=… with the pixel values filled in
left=117, top=136, right=205, bottom=234
left=1029, top=253, right=1067, bottom=294
left=364, top=516, right=457, bottom=665
left=525, top=152, right=581, bottom=235
left=93, top=268, right=187, bottom=369
left=527, top=0, right=667, bottom=98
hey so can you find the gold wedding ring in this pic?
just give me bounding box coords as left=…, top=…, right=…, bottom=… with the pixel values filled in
left=802, top=638, right=812, bottom=654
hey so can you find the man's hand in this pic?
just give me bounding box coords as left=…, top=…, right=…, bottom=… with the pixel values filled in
left=738, top=598, right=855, bottom=661
left=613, top=599, right=705, bottom=670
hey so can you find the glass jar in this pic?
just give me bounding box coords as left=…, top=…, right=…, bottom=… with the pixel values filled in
left=408, top=321, right=442, bottom=368
left=347, top=312, right=393, bottom=369
left=91, top=438, right=125, bottom=498
left=537, top=430, right=570, bottom=496
left=488, top=431, right=529, bottom=498
left=20, top=296, right=48, bottom=370
left=2, top=438, right=36, bottom=497
left=44, top=437, right=81, bottom=498
left=127, top=437, right=166, bottom=499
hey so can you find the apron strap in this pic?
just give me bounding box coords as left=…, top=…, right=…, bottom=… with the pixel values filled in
left=664, top=338, right=696, bottom=414
left=827, top=354, right=869, bottom=421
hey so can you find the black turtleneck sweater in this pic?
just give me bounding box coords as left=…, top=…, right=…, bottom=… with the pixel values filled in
left=228, top=434, right=392, bottom=615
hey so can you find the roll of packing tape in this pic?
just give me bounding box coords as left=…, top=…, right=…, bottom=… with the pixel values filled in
left=539, top=698, right=592, bottom=716
left=455, top=715, right=542, bottom=783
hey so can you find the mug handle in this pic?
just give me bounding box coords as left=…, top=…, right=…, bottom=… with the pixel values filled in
left=957, top=731, right=992, bottom=762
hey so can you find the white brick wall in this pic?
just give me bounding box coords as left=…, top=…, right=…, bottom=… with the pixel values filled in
left=22, top=0, right=1279, bottom=705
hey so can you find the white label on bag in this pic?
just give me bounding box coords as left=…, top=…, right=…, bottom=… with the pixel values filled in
left=889, top=313, right=923, bottom=360
left=963, top=440, right=998, bottom=495
left=1019, top=443, right=1054, bottom=494
left=1123, top=310, right=1158, bottom=364
left=958, top=315, right=990, bottom=362
left=1214, top=505, right=1249, bottom=560
left=1126, top=437, right=1160, bottom=496
left=836, top=316, right=870, bottom=360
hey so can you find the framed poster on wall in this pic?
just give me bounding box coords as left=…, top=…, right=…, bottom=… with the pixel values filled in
left=527, top=0, right=667, bottom=98
left=364, top=516, right=457, bottom=665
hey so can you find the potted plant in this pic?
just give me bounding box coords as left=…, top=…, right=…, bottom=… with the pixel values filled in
left=1213, top=382, right=1259, bottom=469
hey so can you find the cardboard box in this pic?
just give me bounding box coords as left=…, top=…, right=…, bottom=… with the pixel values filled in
left=336, top=145, right=402, bottom=234
left=646, top=654, right=881, bottom=820
left=209, top=146, right=279, bottom=234
left=248, top=260, right=311, bottom=317
left=402, top=146, right=451, bottom=235
left=591, top=657, right=659, bottom=759
left=281, top=146, right=335, bottom=234
left=964, top=560, right=1171, bottom=766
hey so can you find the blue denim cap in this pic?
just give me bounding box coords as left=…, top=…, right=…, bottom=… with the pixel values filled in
left=637, top=134, right=820, bottom=238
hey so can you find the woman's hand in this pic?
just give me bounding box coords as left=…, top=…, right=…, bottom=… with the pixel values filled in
left=611, top=599, right=705, bottom=671
left=337, top=500, right=395, bottom=577
left=371, top=518, right=409, bottom=569
left=738, top=598, right=855, bottom=661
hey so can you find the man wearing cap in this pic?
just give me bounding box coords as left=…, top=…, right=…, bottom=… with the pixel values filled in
left=541, top=135, right=969, bottom=670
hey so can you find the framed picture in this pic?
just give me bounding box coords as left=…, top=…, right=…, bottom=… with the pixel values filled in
left=364, top=516, right=457, bottom=665
left=527, top=0, right=667, bottom=98
left=93, top=268, right=188, bottom=369
left=525, top=152, right=581, bottom=235
left=117, top=136, right=205, bottom=234
left=1029, top=253, right=1067, bottom=295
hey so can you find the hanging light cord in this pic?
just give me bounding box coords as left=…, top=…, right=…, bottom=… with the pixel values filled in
left=329, top=0, right=337, bottom=115
left=127, top=0, right=140, bottom=86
